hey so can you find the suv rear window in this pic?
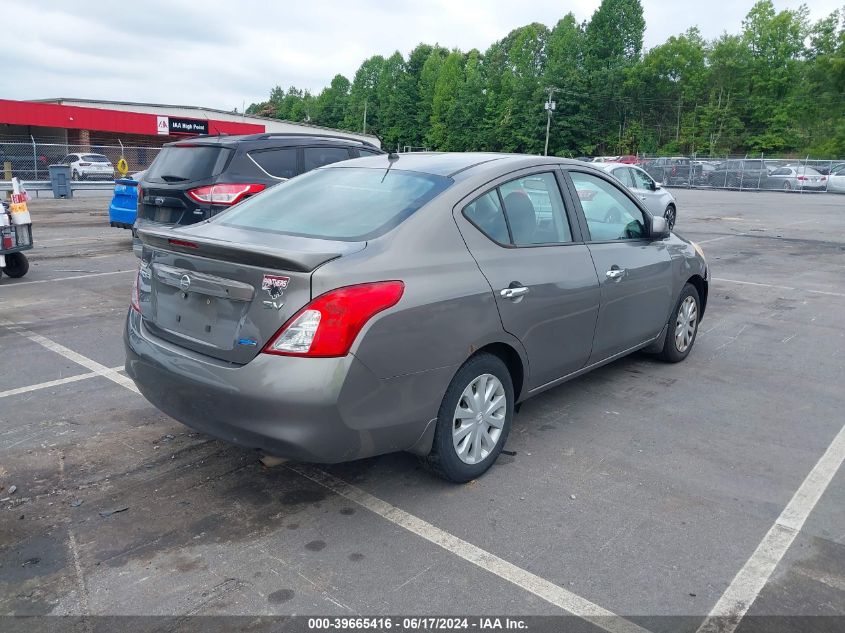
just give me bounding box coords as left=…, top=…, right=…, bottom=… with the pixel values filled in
left=219, top=167, right=452, bottom=241
left=82, top=154, right=110, bottom=162
left=303, top=147, right=352, bottom=171
left=249, top=148, right=297, bottom=179
left=145, top=146, right=232, bottom=183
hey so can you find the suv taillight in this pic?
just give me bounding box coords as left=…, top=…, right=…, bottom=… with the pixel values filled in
left=187, top=183, right=266, bottom=205
left=130, top=268, right=141, bottom=312
left=263, top=282, right=405, bottom=358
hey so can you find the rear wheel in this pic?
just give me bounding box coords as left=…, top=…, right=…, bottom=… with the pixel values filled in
left=782, top=181, right=792, bottom=191
left=664, top=204, right=676, bottom=230
left=71, top=170, right=79, bottom=181
left=2, top=252, right=29, bottom=278
left=659, top=283, right=700, bottom=363
left=426, top=353, right=513, bottom=483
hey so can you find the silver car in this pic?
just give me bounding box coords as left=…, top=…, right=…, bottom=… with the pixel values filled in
left=765, top=165, right=827, bottom=191
left=596, top=162, right=678, bottom=229
left=125, top=153, right=709, bottom=482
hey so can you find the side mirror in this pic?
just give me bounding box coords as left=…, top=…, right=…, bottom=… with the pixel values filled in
left=650, top=215, right=670, bottom=239
left=652, top=181, right=662, bottom=191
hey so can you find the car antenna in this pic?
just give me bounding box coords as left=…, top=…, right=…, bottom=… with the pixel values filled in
left=381, top=151, right=399, bottom=183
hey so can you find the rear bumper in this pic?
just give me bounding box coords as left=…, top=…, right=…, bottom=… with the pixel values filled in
left=124, top=310, right=446, bottom=463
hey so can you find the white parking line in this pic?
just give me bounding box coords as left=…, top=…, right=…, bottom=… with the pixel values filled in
left=0, top=367, right=124, bottom=399
left=0, top=319, right=138, bottom=394
left=289, top=463, right=651, bottom=633
left=696, top=423, right=845, bottom=633
left=0, top=269, right=135, bottom=288
left=1, top=316, right=647, bottom=633
left=713, top=277, right=845, bottom=298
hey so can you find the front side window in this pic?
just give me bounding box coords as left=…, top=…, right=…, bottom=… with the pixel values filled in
left=569, top=171, right=646, bottom=241
left=630, top=168, right=654, bottom=190
left=303, top=147, right=352, bottom=171
left=220, top=167, right=452, bottom=241
left=612, top=167, right=634, bottom=187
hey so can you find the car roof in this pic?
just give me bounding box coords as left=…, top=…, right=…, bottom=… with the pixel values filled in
left=326, top=152, right=585, bottom=178
left=592, top=162, right=638, bottom=171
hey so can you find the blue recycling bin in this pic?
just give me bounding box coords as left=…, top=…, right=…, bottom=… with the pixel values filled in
left=48, top=164, right=72, bottom=198
left=109, top=178, right=140, bottom=229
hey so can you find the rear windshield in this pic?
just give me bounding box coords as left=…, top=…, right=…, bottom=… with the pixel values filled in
left=219, top=167, right=452, bottom=241
left=145, top=146, right=232, bottom=183
left=83, top=154, right=110, bottom=162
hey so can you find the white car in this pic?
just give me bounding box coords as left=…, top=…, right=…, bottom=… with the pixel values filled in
left=594, top=162, right=678, bottom=229
left=61, top=153, right=115, bottom=181
left=828, top=164, right=845, bottom=193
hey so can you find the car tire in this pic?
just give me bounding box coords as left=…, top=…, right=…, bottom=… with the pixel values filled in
left=659, top=283, right=700, bottom=363
left=782, top=181, right=792, bottom=191
left=2, top=252, right=29, bottom=278
left=664, top=204, right=676, bottom=230
left=425, top=352, right=514, bottom=483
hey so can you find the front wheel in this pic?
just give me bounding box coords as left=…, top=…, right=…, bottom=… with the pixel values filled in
left=2, top=252, right=29, bottom=278
left=426, top=353, right=514, bottom=483
left=659, top=283, right=700, bottom=363
left=664, top=204, right=676, bottom=230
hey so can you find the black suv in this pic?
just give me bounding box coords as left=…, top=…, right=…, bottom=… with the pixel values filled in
left=134, top=133, right=383, bottom=252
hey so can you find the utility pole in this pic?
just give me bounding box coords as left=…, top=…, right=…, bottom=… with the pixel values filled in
left=362, top=99, right=368, bottom=135
left=543, top=87, right=558, bottom=156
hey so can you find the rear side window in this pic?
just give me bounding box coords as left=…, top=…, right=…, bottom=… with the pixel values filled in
left=219, top=167, right=452, bottom=241
left=464, top=191, right=509, bottom=244
left=249, top=148, right=297, bottom=179
left=145, top=146, right=232, bottom=183
left=463, top=172, right=572, bottom=247
left=357, top=148, right=382, bottom=157
left=303, top=147, right=352, bottom=171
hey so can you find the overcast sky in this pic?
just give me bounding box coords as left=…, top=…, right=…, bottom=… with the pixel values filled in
left=1, top=0, right=840, bottom=112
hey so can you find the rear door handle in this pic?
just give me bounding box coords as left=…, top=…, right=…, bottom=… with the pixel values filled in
left=500, top=286, right=529, bottom=300
left=606, top=268, right=626, bottom=280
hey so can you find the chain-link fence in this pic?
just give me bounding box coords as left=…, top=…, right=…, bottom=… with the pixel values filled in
left=0, top=142, right=162, bottom=181
left=630, top=153, right=845, bottom=193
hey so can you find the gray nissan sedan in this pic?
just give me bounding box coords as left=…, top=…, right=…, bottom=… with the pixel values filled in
left=126, top=153, right=709, bottom=482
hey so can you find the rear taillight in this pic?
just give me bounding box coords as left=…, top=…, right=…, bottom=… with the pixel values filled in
left=187, top=183, right=266, bottom=205
left=130, top=269, right=141, bottom=312
left=797, top=176, right=807, bottom=181
left=821, top=176, right=827, bottom=181
left=263, top=281, right=405, bottom=358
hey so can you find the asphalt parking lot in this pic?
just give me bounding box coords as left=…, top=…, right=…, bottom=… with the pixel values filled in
left=1, top=189, right=843, bottom=632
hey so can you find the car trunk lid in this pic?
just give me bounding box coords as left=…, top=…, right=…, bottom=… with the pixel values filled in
left=136, top=223, right=365, bottom=364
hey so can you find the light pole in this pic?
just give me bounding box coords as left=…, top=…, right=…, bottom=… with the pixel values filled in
left=543, top=87, right=558, bottom=156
